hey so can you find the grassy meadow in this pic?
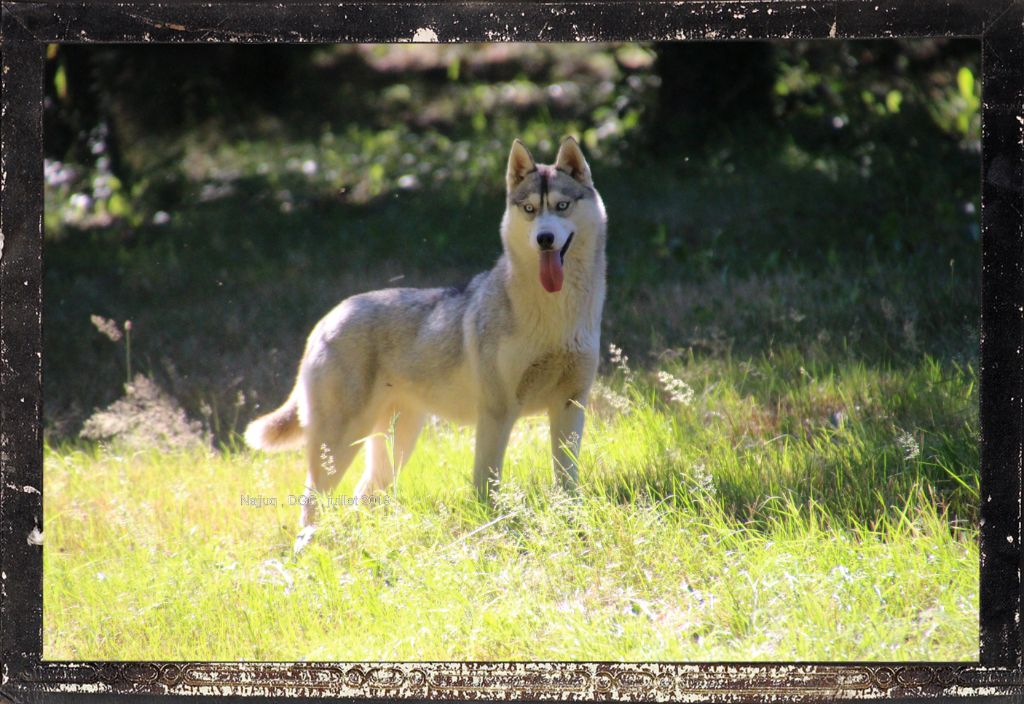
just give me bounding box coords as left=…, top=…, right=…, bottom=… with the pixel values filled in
left=42, top=42, right=981, bottom=660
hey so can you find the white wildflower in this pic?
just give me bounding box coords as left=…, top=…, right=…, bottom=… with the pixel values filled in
left=608, top=343, right=634, bottom=382
left=657, top=370, right=694, bottom=405
left=690, top=462, right=716, bottom=497
left=590, top=381, right=632, bottom=416
left=69, top=192, right=92, bottom=211
left=320, top=443, right=337, bottom=476
left=896, top=430, right=920, bottom=460
left=90, top=314, right=122, bottom=342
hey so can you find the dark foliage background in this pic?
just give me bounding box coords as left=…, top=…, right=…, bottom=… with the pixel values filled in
left=43, top=40, right=981, bottom=453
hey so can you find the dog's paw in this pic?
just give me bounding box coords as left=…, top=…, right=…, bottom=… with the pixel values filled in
left=293, top=525, right=318, bottom=555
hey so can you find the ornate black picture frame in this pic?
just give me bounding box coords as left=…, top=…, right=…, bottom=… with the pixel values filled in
left=2, top=0, right=1022, bottom=700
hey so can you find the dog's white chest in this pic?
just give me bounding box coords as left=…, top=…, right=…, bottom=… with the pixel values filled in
left=497, top=334, right=597, bottom=413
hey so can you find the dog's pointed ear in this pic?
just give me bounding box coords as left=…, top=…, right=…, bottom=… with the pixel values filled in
left=555, top=136, right=592, bottom=186
left=506, top=139, right=536, bottom=191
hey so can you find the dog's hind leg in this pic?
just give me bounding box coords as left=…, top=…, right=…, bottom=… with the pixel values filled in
left=353, top=406, right=425, bottom=500
left=300, top=405, right=376, bottom=527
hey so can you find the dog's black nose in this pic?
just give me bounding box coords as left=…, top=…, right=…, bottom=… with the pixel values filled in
left=537, top=232, right=555, bottom=250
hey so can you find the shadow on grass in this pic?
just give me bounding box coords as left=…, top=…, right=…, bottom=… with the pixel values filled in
left=43, top=109, right=981, bottom=535
left=46, top=125, right=979, bottom=429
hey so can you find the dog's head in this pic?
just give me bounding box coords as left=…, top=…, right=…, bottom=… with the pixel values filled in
left=503, top=137, right=606, bottom=293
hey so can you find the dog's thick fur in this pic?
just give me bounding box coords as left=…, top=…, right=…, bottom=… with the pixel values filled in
left=245, top=138, right=607, bottom=526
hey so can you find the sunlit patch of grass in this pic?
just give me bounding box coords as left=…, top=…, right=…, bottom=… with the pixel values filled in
left=44, top=349, right=978, bottom=661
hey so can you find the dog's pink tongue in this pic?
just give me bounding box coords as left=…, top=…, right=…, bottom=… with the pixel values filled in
left=539, top=250, right=563, bottom=293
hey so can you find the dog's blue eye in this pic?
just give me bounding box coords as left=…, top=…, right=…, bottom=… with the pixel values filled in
left=557, top=201, right=570, bottom=211
left=523, top=204, right=535, bottom=213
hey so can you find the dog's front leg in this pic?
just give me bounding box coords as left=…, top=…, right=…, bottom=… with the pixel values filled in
left=473, top=408, right=515, bottom=503
left=550, top=399, right=585, bottom=493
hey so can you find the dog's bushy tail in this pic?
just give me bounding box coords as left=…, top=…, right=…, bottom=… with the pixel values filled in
left=244, top=391, right=303, bottom=451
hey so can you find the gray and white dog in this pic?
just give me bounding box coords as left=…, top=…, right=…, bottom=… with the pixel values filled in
left=245, top=137, right=607, bottom=526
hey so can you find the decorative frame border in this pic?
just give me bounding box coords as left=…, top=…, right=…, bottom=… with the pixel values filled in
left=1, top=1, right=1022, bottom=700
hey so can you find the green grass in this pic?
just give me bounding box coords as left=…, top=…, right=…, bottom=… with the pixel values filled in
left=44, top=351, right=978, bottom=661
left=42, top=41, right=982, bottom=661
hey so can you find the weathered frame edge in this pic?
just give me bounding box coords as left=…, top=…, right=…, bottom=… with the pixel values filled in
left=1, top=0, right=1022, bottom=701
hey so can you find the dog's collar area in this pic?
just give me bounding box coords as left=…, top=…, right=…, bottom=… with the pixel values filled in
left=560, top=232, right=575, bottom=264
